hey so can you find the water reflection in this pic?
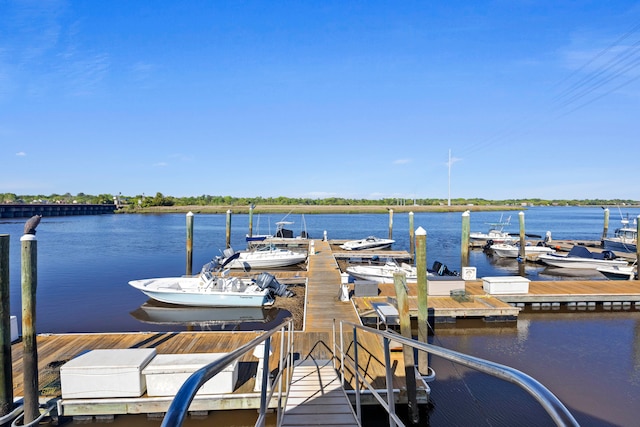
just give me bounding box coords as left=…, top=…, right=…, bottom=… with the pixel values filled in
left=130, top=301, right=283, bottom=331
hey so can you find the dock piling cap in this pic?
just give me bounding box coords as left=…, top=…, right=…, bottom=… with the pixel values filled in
left=416, top=226, right=426, bottom=236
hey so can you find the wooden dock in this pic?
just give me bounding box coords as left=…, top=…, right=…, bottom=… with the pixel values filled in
left=282, top=360, right=358, bottom=427
left=8, top=237, right=640, bottom=422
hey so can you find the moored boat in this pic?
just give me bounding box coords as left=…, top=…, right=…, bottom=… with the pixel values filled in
left=340, top=236, right=395, bottom=251
left=128, top=271, right=293, bottom=307
left=469, top=214, right=517, bottom=245
left=538, top=245, right=628, bottom=270
left=213, top=244, right=307, bottom=270
left=345, top=259, right=458, bottom=283
left=597, top=264, right=637, bottom=280
left=602, top=214, right=637, bottom=253
left=490, top=242, right=556, bottom=261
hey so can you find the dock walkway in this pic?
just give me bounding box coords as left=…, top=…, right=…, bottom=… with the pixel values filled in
left=282, top=360, right=358, bottom=427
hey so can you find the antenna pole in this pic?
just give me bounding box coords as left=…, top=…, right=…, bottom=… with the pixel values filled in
left=448, top=149, right=451, bottom=206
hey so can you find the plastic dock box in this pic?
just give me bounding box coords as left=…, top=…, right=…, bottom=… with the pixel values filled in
left=60, top=348, right=157, bottom=398
left=482, top=276, right=530, bottom=294
left=428, top=277, right=466, bottom=296
left=142, top=353, right=238, bottom=396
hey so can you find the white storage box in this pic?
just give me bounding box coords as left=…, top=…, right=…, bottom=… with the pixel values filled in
left=428, top=277, right=466, bottom=296
left=482, top=276, right=530, bottom=294
left=60, top=348, right=156, bottom=398
left=10, top=315, right=18, bottom=342
left=142, top=353, right=238, bottom=396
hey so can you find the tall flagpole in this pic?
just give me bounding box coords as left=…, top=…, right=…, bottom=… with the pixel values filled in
left=448, top=149, right=451, bottom=207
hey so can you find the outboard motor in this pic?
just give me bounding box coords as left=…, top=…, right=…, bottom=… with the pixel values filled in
left=255, top=272, right=295, bottom=298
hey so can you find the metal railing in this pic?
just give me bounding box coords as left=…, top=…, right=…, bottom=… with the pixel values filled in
left=161, top=318, right=294, bottom=427
left=333, top=320, right=579, bottom=427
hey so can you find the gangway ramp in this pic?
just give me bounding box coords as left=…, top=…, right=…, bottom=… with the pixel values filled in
left=282, top=360, right=359, bottom=426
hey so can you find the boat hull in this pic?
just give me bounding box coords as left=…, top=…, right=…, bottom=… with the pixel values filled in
left=602, top=239, right=637, bottom=253
left=490, top=244, right=555, bottom=260
left=223, top=253, right=307, bottom=269
left=340, top=236, right=395, bottom=251
left=128, top=277, right=274, bottom=307
left=346, top=264, right=418, bottom=283
left=538, top=254, right=628, bottom=270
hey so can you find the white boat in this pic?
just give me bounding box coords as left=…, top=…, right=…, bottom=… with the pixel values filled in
left=602, top=214, right=637, bottom=253
left=340, top=236, right=395, bottom=251
left=345, top=260, right=457, bottom=283
left=469, top=215, right=517, bottom=245
left=538, top=246, right=628, bottom=270
left=214, top=245, right=307, bottom=270
left=246, top=213, right=310, bottom=242
left=597, top=264, right=637, bottom=280
left=128, top=271, right=292, bottom=307
left=490, top=242, right=556, bottom=261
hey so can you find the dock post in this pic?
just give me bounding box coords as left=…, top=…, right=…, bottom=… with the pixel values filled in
left=248, top=203, right=255, bottom=239
left=409, top=212, right=415, bottom=259
left=20, top=233, right=39, bottom=423
left=415, top=226, right=429, bottom=374
left=186, top=212, right=194, bottom=276
left=0, top=235, right=13, bottom=417
left=637, top=215, right=640, bottom=268
left=393, top=273, right=419, bottom=424
left=225, top=209, right=232, bottom=249
left=388, top=208, right=394, bottom=240
left=518, top=211, right=526, bottom=259
left=461, top=210, right=470, bottom=267
left=602, top=208, right=610, bottom=242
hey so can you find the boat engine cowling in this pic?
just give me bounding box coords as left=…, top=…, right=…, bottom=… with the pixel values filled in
left=255, top=272, right=295, bottom=298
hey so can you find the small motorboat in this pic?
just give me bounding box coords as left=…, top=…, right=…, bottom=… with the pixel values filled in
left=490, top=242, right=556, bottom=261
left=213, top=245, right=307, bottom=270
left=469, top=214, right=517, bottom=245
left=340, top=236, right=395, bottom=251
left=597, top=264, right=637, bottom=280
left=128, top=271, right=293, bottom=307
left=345, top=260, right=457, bottom=283
left=538, top=246, right=628, bottom=270
left=602, top=213, right=637, bottom=253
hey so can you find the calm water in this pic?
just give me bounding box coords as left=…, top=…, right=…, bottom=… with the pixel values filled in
left=2, top=206, right=639, bottom=426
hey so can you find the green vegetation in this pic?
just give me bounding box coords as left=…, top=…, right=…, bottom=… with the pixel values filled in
left=1, top=192, right=638, bottom=211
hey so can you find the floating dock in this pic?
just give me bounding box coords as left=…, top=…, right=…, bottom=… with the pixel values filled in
left=8, top=238, right=640, bottom=422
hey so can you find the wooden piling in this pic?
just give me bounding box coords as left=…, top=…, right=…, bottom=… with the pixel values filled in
left=20, top=234, right=39, bottom=423
left=602, top=208, right=610, bottom=241
left=461, top=211, right=470, bottom=267
left=636, top=215, right=639, bottom=268
left=393, top=273, right=418, bottom=424
left=248, top=204, right=255, bottom=238
left=415, top=226, right=428, bottom=374
left=518, top=211, right=526, bottom=259
left=186, top=212, right=194, bottom=276
left=225, top=210, right=232, bottom=249
left=0, top=235, right=13, bottom=417
left=409, top=212, right=415, bottom=259
left=388, top=209, right=394, bottom=240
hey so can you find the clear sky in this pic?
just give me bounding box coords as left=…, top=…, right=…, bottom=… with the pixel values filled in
left=2, top=1, right=639, bottom=201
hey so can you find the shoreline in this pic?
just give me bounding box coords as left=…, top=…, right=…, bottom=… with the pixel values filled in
left=118, top=204, right=526, bottom=215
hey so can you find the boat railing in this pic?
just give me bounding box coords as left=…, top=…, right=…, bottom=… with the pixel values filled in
left=160, top=317, right=294, bottom=427
left=332, top=320, right=579, bottom=427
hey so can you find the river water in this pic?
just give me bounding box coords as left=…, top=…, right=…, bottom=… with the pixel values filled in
left=1, top=206, right=639, bottom=426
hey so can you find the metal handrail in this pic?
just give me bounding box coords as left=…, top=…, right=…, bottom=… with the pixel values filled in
left=334, top=320, right=579, bottom=427
left=161, top=318, right=294, bottom=427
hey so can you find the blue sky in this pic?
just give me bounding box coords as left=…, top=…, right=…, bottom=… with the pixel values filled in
left=2, top=1, right=639, bottom=201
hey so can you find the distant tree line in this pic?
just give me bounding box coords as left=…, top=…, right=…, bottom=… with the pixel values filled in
left=1, top=192, right=637, bottom=208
